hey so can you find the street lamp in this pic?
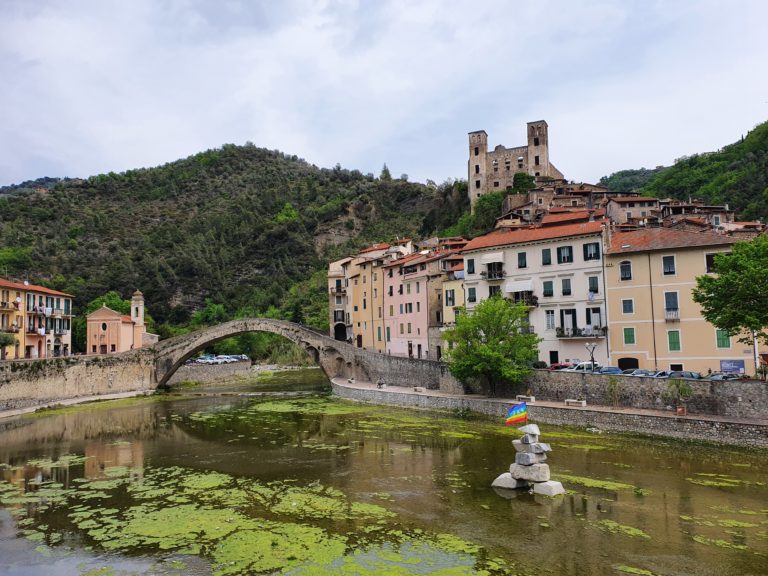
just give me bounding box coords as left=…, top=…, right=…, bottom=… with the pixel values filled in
left=584, top=342, right=598, bottom=372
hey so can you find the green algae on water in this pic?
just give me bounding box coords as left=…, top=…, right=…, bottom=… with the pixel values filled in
left=692, top=534, right=749, bottom=550
left=554, top=473, right=641, bottom=492
left=614, top=565, right=656, bottom=575
left=594, top=520, right=650, bottom=539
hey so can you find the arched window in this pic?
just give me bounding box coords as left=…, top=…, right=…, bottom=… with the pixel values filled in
left=101, top=322, right=107, bottom=331
left=620, top=261, right=632, bottom=281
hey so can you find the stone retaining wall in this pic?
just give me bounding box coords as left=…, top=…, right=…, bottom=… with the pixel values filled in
left=331, top=381, right=768, bottom=448
left=519, top=370, right=768, bottom=420
left=166, top=362, right=253, bottom=385
left=0, top=352, right=155, bottom=412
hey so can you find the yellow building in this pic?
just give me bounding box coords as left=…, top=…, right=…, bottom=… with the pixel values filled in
left=0, top=279, right=26, bottom=360
left=605, top=228, right=758, bottom=374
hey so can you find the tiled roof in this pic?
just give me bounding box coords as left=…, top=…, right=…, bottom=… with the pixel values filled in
left=381, top=252, right=424, bottom=268
left=463, top=221, right=604, bottom=252
left=541, top=210, right=594, bottom=225
left=358, top=243, right=391, bottom=254
left=0, top=278, right=72, bottom=297
left=608, top=196, right=659, bottom=204
left=607, top=228, right=737, bottom=254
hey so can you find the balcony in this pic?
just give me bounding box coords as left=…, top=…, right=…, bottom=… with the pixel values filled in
left=510, top=294, right=538, bottom=307
left=480, top=270, right=505, bottom=280
left=27, top=306, right=51, bottom=316
left=54, top=329, right=69, bottom=336
left=556, top=326, right=607, bottom=339
left=333, top=311, right=345, bottom=323
left=330, top=286, right=346, bottom=295
left=52, top=308, right=65, bottom=318
left=1, top=327, right=19, bottom=333
left=664, top=308, right=680, bottom=321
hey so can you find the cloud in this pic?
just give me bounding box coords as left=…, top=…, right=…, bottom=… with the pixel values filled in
left=1, top=0, right=766, bottom=186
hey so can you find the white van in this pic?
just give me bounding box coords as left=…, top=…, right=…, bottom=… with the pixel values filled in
left=562, top=361, right=600, bottom=373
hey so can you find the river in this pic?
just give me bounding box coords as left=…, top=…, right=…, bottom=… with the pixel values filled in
left=0, top=368, right=766, bottom=576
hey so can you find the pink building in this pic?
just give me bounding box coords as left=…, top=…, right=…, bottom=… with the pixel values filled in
left=86, top=290, right=158, bottom=354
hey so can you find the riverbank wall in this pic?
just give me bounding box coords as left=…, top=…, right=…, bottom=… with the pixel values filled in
left=332, top=379, right=768, bottom=448
left=0, top=352, right=155, bottom=415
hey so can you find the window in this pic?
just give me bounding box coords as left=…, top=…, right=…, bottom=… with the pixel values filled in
left=406, top=283, right=411, bottom=294
left=436, top=311, right=442, bottom=324
left=716, top=329, right=730, bottom=348
left=110, top=344, right=116, bottom=352
left=557, top=246, right=573, bottom=264
left=622, top=299, right=634, bottom=314
left=518, top=252, right=527, bottom=268
left=534, top=155, right=540, bottom=166
left=542, top=281, right=554, bottom=297
left=389, top=305, right=393, bottom=316
left=386, top=327, right=391, bottom=342
left=670, top=363, right=684, bottom=371
left=583, top=242, right=600, bottom=261
left=475, top=180, right=480, bottom=189
left=101, top=322, right=107, bottom=331
left=416, top=302, right=420, bottom=312
left=335, top=296, right=343, bottom=305
left=487, top=261, right=503, bottom=279
left=705, top=252, right=730, bottom=273
left=561, top=278, right=572, bottom=296
left=467, top=287, right=476, bottom=303
left=545, top=310, right=555, bottom=330
left=668, top=330, right=681, bottom=352
left=664, top=292, right=679, bottom=311
left=623, top=327, right=636, bottom=345
left=407, top=323, right=412, bottom=334
left=493, top=181, right=499, bottom=188
left=533, top=137, right=540, bottom=146
left=474, top=146, right=479, bottom=156
left=714, top=215, right=721, bottom=226
left=474, top=164, right=479, bottom=174
left=467, top=259, right=475, bottom=274
left=662, top=255, right=676, bottom=275
left=542, top=248, right=552, bottom=266
left=620, top=261, right=632, bottom=281
left=445, top=289, right=455, bottom=307
left=489, top=285, right=501, bottom=297
left=416, top=282, right=420, bottom=294
left=588, top=276, right=599, bottom=293
left=400, top=323, right=404, bottom=334
left=377, top=327, right=382, bottom=342
left=363, top=299, right=367, bottom=310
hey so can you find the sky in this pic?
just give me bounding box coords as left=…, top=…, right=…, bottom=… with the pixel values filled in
left=1, top=0, right=767, bottom=187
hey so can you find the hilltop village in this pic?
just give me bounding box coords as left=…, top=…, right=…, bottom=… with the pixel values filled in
left=328, top=121, right=767, bottom=375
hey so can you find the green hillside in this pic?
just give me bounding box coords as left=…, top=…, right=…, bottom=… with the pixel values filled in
left=0, top=144, right=467, bottom=345
left=601, top=121, right=768, bottom=220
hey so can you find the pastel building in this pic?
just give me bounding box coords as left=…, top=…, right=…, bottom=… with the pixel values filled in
left=605, top=228, right=761, bottom=374
left=462, top=221, right=609, bottom=366
left=23, top=283, right=74, bottom=359
left=86, top=290, right=158, bottom=354
left=0, top=280, right=26, bottom=360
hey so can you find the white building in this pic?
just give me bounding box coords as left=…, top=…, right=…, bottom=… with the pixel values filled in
left=462, top=221, right=609, bottom=367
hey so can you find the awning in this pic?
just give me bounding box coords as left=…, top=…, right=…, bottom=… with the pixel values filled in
left=505, top=280, right=533, bottom=293
left=480, top=252, right=504, bottom=264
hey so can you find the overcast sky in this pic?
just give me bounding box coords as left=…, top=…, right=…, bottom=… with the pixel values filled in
left=1, top=0, right=767, bottom=187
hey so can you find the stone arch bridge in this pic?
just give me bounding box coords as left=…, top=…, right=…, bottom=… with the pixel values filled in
left=153, top=318, right=458, bottom=391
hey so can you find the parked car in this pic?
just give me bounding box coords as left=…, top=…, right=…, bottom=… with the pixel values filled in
left=215, top=355, right=237, bottom=363
left=562, top=361, right=601, bottom=373
left=597, top=366, right=623, bottom=375
left=653, top=370, right=702, bottom=380
left=623, top=369, right=656, bottom=377
left=548, top=362, right=573, bottom=371
left=706, top=372, right=742, bottom=381
left=196, top=355, right=217, bottom=364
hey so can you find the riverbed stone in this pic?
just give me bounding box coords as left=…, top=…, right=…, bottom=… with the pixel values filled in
left=509, top=463, right=550, bottom=482
left=533, top=480, right=565, bottom=497
left=518, top=423, right=541, bottom=436
left=520, top=433, right=539, bottom=444
left=491, top=472, right=529, bottom=490
left=515, top=452, right=547, bottom=465
left=513, top=440, right=551, bottom=453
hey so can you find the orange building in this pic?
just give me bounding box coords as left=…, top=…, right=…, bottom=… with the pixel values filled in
left=86, top=290, right=158, bottom=354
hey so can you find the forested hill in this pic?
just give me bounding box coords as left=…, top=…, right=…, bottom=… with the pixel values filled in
left=600, top=120, right=768, bottom=220
left=0, top=144, right=467, bottom=333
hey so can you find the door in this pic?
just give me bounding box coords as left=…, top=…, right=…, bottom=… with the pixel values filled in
left=356, top=335, right=362, bottom=348
left=417, top=344, right=422, bottom=359
left=549, top=351, right=559, bottom=365
left=334, top=323, right=346, bottom=341
left=617, top=357, right=639, bottom=370
left=408, top=342, right=413, bottom=358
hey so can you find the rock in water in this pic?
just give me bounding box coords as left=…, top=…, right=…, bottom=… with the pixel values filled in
left=515, top=452, right=547, bottom=465
left=533, top=480, right=566, bottom=496
left=509, top=463, right=551, bottom=482
left=513, top=440, right=551, bottom=453
left=491, top=472, right=529, bottom=490
left=518, top=423, right=541, bottom=436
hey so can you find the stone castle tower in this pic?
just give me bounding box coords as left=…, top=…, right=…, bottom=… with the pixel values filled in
left=468, top=120, right=564, bottom=209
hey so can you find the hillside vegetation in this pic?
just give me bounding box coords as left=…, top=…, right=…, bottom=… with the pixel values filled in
left=601, top=120, right=768, bottom=220
left=0, top=144, right=467, bottom=346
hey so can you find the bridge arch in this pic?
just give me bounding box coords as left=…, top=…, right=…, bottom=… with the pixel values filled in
left=152, top=318, right=365, bottom=388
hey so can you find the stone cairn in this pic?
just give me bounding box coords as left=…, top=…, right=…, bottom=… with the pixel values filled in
left=492, top=423, right=565, bottom=496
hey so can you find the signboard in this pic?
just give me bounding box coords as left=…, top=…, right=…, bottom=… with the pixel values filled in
left=720, top=359, right=745, bottom=374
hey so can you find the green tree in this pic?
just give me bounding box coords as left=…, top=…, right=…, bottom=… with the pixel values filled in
left=693, top=235, right=768, bottom=346
left=380, top=163, right=392, bottom=181
left=512, top=172, right=536, bottom=195
left=443, top=296, right=540, bottom=396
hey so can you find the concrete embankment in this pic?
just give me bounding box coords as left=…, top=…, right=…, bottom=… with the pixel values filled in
left=331, top=378, right=768, bottom=448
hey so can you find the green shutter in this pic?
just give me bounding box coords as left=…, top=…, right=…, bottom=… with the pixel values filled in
left=623, top=327, right=635, bottom=345
left=716, top=329, right=730, bottom=348
left=668, top=331, right=681, bottom=351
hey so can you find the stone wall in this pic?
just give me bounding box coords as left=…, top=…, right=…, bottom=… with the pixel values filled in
left=331, top=381, right=768, bottom=448
left=518, top=370, right=768, bottom=420
left=166, top=361, right=253, bottom=385
left=0, top=352, right=155, bottom=412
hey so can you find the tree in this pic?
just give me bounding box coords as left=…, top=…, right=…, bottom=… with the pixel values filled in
left=380, top=163, right=392, bottom=181
left=693, top=235, right=768, bottom=374
left=512, top=172, right=536, bottom=195
left=443, top=296, right=540, bottom=396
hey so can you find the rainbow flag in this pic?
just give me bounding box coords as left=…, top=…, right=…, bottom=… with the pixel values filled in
left=505, top=402, right=528, bottom=426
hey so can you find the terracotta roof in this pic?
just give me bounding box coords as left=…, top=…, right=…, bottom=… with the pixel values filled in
left=452, top=262, right=465, bottom=271
left=121, top=315, right=133, bottom=323
left=0, top=278, right=72, bottom=297
left=541, top=210, right=593, bottom=225
left=358, top=243, right=390, bottom=254
left=608, top=196, right=658, bottom=203
left=463, top=221, right=604, bottom=252
left=607, top=228, right=737, bottom=254
left=381, top=252, right=425, bottom=268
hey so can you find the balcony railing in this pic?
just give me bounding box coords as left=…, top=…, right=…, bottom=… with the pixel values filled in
left=556, top=326, right=607, bottom=338
left=54, top=329, right=69, bottom=336
left=52, top=308, right=65, bottom=317
left=0, top=327, right=19, bottom=334
left=665, top=308, right=680, bottom=321
left=26, top=306, right=52, bottom=316
left=480, top=270, right=505, bottom=280
left=330, top=287, right=346, bottom=294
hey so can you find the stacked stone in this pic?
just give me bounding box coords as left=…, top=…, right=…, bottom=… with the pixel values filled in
left=492, top=423, right=565, bottom=496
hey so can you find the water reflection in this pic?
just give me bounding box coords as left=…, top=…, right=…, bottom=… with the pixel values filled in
left=0, top=370, right=765, bottom=576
